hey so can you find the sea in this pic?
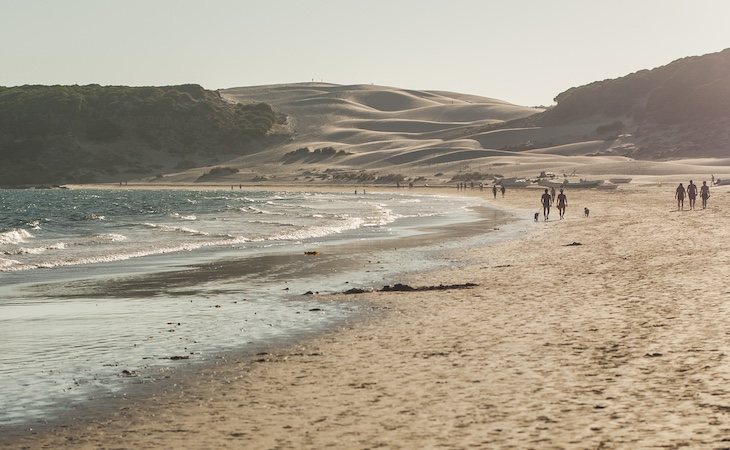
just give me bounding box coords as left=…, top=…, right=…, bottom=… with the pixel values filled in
left=0, top=187, right=510, bottom=428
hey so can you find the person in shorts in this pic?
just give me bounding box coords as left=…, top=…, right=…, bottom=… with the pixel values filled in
left=541, top=189, right=552, bottom=221
left=556, top=188, right=568, bottom=219
left=675, top=183, right=686, bottom=210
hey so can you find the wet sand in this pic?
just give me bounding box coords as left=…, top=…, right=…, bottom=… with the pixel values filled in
left=5, top=184, right=730, bottom=449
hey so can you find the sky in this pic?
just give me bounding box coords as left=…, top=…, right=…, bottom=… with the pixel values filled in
left=2, top=0, right=730, bottom=106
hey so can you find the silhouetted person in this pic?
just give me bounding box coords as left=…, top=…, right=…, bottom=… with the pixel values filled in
left=700, top=181, right=710, bottom=209
left=687, top=180, right=697, bottom=210
left=541, top=189, right=552, bottom=221
left=712, top=174, right=715, bottom=185
left=675, top=183, right=685, bottom=210
left=500, top=185, right=506, bottom=197
left=492, top=185, right=497, bottom=199
left=556, top=188, right=567, bottom=219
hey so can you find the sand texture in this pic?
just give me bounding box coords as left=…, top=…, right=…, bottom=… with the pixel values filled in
left=134, top=83, right=730, bottom=186
left=4, top=184, right=730, bottom=449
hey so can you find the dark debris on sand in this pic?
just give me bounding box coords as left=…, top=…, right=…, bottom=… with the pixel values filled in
left=339, top=282, right=478, bottom=294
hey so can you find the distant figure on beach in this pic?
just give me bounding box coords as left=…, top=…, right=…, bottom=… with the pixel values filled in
left=556, top=189, right=567, bottom=219
left=500, top=185, right=506, bottom=197
left=712, top=174, right=715, bottom=185
left=541, top=189, right=552, bottom=221
left=675, top=183, right=685, bottom=210
left=550, top=186, right=556, bottom=205
left=687, top=180, right=697, bottom=210
left=700, top=181, right=710, bottom=209
left=492, top=185, right=497, bottom=199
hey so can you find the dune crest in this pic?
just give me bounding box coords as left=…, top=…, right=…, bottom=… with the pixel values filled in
left=169, top=78, right=730, bottom=186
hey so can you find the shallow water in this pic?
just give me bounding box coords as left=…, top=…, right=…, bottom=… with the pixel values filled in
left=0, top=188, right=498, bottom=426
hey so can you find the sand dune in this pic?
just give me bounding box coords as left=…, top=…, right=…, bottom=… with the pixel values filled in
left=197, top=83, right=730, bottom=185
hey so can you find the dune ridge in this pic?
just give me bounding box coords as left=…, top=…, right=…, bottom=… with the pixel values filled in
left=155, top=82, right=730, bottom=187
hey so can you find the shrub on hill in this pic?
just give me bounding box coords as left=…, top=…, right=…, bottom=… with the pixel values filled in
left=282, top=146, right=349, bottom=164
left=0, top=84, right=280, bottom=185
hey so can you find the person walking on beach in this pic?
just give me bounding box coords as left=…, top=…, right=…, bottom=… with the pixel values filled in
left=700, top=181, right=710, bottom=209
left=492, top=185, right=498, bottom=199
left=687, top=180, right=697, bottom=210
left=541, top=189, right=552, bottom=221
left=675, top=183, right=686, bottom=210
left=500, top=185, right=506, bottom=197
left=550, top=186, right=556, bottom=205
left=556, top=188, right=567, bottom=219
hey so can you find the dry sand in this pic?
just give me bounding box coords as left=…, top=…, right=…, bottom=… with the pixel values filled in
left=138, top=82, right=730, bottom=190
left=5, top=183, right=730, bottom=449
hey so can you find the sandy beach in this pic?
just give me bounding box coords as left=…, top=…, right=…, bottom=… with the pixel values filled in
left=3, top=181, right=729, bottom=449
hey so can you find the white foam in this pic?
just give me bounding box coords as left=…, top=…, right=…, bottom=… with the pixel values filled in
left=171, top=213, right=197, bottom=221
left=9, top=242, right=67, bottom=255
left=94, top=233, right=128, bottom=242
left=0, top=229, right=34, bottom=245
left=362, top=204, right=399, bottom=227
left=0, top=257, right=23, bottom=269
left=142, top=223, right=209, bottom=236
left=268, top=217, right=365, bottom=241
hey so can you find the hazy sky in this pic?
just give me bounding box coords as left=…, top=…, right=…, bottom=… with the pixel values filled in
left=2, top=0, right=730, bottom=105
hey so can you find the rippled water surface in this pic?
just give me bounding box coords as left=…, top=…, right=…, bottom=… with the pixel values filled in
left=0, top=188, right=491, bottom=426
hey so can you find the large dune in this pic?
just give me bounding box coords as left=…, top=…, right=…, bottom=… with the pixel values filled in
left=157, top=82, right=730, bottom=186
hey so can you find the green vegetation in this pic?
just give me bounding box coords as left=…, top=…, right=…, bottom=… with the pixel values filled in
left=512, top=48, right=730, bottom=158
left=195, top=166, right=240, bottom=182
left=543, top=48, right=730, bottom=125
left=595, top=120, right=624, bottom=137
left=282, top=146, right=349, bottom=164
left=0, top=84, right=280, bottom=185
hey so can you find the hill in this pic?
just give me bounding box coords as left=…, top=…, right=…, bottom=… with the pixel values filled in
left=524, top=48, right=730, bottom=159
left=0, top=84, right=282, bottom=185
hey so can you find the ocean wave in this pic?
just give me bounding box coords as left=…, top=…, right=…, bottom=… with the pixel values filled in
left=5, top=242, right=67, bottom=255
left=94, top=233, right=128, bottom=243
left=0, top=229, right=34, bottom=245
left=142, top=223, right=209, bottom=236
left=362, top=205, right=399, bottom=227
left=267, top=217, right=365, bottom=242
left=0, top=238, right=237, bottom=272
left=238, top=206, right=283, bottom=215
left=170, top=213, right=197, bottom=221
left=0, top=256, right=23, bottom=269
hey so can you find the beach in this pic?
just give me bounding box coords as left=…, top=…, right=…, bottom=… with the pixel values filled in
left=4, top=183, right=730, bottom=449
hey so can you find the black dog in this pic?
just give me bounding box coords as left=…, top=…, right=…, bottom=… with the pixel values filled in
left=584, top=207, right=590, bottom=217
left=534, top=212, right=540, bottom=222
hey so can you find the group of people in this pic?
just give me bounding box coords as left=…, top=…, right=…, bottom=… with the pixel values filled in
left=675, top=180, right=711, bottom=210
left=540, top=188, right=567, bottom=221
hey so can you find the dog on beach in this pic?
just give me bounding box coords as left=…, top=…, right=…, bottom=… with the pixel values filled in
left=534, top=212, right=539, bottom=222
left=584, top=207, right=590, bottom=217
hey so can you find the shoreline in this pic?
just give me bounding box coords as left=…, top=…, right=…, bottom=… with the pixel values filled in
left=5, top=184, right=730, bottom=448
left=0, top=187, right=517, bottom=439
